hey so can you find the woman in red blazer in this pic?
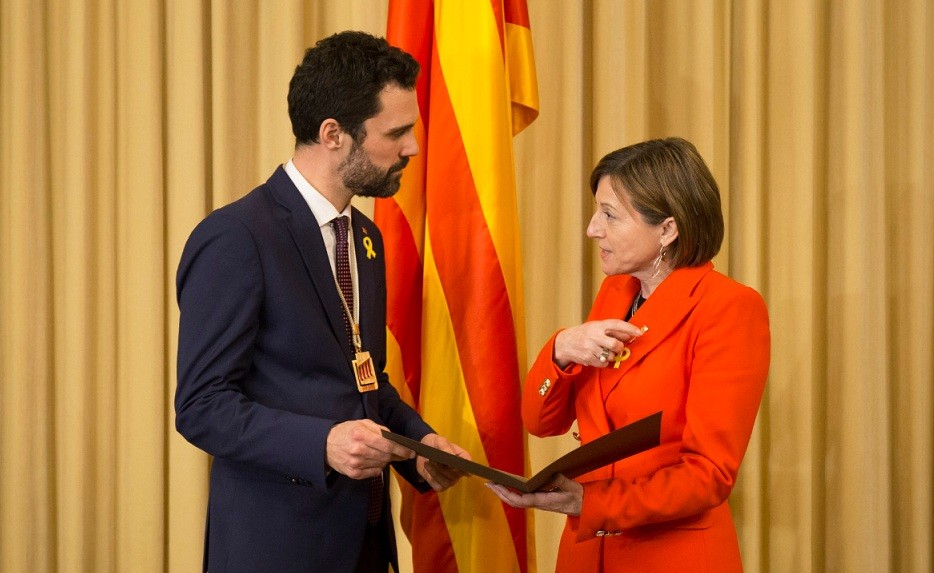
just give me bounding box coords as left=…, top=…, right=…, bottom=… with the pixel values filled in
left=489, top=138, right=770, bottom=572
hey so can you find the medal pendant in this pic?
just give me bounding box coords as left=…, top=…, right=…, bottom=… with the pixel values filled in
left=353, top=351, right=378, bottom=393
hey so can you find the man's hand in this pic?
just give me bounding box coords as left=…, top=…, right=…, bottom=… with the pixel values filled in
left=417, top=433, right=471, bottom=491
left=326, top=419, right=414, bottom=479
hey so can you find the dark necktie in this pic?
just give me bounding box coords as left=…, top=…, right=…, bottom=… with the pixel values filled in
left=332, top=216, right=355, bottom=348
left=331, top=216, right=383, bottom=525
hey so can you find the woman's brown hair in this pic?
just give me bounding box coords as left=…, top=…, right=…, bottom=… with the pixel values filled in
left=589, top=137, right=724, bottom=268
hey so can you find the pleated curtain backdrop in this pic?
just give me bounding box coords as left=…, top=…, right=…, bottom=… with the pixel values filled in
left=1, top=1, right=931, bottom=572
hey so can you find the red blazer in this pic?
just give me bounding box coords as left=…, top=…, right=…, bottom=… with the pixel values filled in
left=523, top=263, right=770, bottom=573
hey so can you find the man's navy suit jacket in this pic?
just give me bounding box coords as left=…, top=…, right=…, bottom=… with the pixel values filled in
left=175, top=167, right=433, bottom=572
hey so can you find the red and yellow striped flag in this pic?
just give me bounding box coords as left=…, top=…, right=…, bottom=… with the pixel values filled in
left=376, top=1, right=539, bottom=571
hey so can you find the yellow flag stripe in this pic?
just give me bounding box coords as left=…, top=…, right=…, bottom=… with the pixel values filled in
left=505, top=22, right=539, bottom=134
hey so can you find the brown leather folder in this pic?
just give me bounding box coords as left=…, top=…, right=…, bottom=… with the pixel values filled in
left=383, top=411, right=661, bottom=493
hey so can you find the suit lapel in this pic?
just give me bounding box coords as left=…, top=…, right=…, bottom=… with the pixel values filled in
left=352, top=213, right=379, bottom=354
left=267, top=167, right=355, bottom=365
left=352, top=213, right=382, bottom=419
left=600, top=263, right=713, bottom=401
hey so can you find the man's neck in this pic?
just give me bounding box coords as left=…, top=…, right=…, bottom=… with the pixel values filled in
left=291, top=146, right=352, bottom=212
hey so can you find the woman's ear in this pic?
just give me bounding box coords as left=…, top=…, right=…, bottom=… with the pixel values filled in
left=318, top=118, right=344, bottom=150
left=660, top=216, right=679, bottom=247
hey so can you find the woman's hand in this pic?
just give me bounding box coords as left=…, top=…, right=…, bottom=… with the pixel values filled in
left=485, top=474, right=583, bottom=516
left=553, top=319, right=646, bottom=369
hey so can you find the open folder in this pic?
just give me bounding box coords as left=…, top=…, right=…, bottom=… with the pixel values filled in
left=382, top=411, right=662, bottom=493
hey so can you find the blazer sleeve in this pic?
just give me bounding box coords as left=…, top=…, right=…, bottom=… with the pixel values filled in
left=522, top=277, right=622, bottom=436
left=574, top=284, right=771, bottom=537
left=522, top=330, right=585, bottom=437
left=175, top=212, right=335, bottom=489
left=375, top=346, right=434, bottom=492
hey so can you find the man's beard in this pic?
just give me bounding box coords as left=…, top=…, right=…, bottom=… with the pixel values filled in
left=338, top=142, right=409, bottom=198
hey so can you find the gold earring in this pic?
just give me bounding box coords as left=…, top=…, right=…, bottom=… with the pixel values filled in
left=651, top=244, right=666, bottom=279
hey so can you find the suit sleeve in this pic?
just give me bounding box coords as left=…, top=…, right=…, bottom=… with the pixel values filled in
left=522, top=278, right=620, bottom=436
left=374, top=344, right=433, bottom=492
left=521, top=331, right=584, bottom=437
left=175, top=212, right=334, bottom=489
left=574, top=285, right=770, bottom=537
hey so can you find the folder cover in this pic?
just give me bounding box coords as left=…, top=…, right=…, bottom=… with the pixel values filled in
left=383, top=411, right=662, bottom=493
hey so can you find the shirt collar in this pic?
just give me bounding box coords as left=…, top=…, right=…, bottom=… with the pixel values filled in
left=284, top=159, right=352, bottom=228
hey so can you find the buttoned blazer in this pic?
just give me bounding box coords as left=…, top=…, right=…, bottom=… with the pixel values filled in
left=523, top=263, right=770, bottom=573
left=175, top=166, right=432, bottom=572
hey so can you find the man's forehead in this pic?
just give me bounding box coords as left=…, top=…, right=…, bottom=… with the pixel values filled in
left=369, top=86, right=419, bottom=127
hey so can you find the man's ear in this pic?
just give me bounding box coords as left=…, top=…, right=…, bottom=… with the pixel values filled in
left=660, top=216, right=679, bottom=247
left=318, top=118, right=344, bottom=150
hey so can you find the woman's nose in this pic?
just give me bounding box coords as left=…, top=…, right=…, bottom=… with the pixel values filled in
left=586, top=213, right=601, bottom=238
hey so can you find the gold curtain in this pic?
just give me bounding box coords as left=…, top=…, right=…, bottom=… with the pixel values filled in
left=1, top=1, right=930, bottom=572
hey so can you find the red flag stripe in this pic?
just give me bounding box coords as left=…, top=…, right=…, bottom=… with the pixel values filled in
left=411, top=491, right=458, bottom=572
left=379, top=199, right=423, bottom=401
left=504, top=0, right=531, bottom=27
left=382, top=0, right=432, bottom=402
left=489, top=0, right=506, bottom=59
left=386, top=0, right=434, bottom=121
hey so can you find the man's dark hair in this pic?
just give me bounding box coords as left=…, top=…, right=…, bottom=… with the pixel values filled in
left=288, top=31, right=419, bottom=146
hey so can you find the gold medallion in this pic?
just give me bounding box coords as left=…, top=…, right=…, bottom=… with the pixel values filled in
left=353, top=351, right=379, bottom=392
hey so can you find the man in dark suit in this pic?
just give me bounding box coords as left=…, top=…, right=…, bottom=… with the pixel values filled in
left=175, top=31, right=468, bottom=572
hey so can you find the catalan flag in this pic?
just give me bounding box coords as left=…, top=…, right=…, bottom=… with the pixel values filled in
left=376, top=1, right=539, bottom=571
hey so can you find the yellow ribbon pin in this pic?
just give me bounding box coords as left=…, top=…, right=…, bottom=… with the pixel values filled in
left=612, top=347, right=630, bottom=368
left=362, top=236, right=376, bottom=259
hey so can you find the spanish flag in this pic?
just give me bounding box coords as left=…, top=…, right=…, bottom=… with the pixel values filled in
left=376, top=1, right=539, bottom=571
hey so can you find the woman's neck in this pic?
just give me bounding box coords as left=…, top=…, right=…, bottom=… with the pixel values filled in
left=637, top=267, right=672, bottom=299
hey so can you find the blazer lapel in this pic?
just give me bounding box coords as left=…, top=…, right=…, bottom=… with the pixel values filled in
left=352, top=213, right=382, bottom=419
left=352, top=213, right=379, bottom=355
left=600, top=263, right=714, bottom=401
left=267, top=167, right=355, bottom=365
